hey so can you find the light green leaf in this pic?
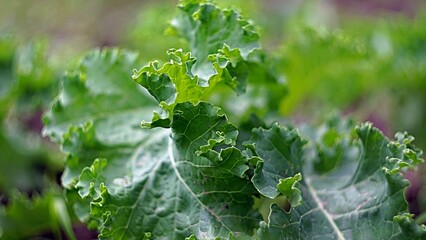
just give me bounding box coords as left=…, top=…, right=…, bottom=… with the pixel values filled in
left=132, top=48, right=243, bottom=128
left=276, top=173, right=302, bottom=208
left=43, top=48, right=157, bottom=143
left=133, top=1, right=286, bottom=128
left=42, top=48, right=158, bottom=225
left=170, top=1, right=259, bottom=82
left=133, top=49, right=205, bottom=107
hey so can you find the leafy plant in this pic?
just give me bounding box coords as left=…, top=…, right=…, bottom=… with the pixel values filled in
left=41, top=1, right=426, bottom=239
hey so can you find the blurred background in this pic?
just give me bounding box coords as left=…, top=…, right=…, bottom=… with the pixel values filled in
left=0, top=0, right=425, bottom=238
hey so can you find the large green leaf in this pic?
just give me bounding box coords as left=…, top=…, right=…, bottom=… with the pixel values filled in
left=83, top=102, right=260, bottom=239
left=43, top=48, right=156, bottom=142
left=253, top=121, right=426, bottom=239
left=52, top=101, right=261, bottom=238
left=44, top=47, right=261, bottom=238
left=43, top=48, right=158, bottom=186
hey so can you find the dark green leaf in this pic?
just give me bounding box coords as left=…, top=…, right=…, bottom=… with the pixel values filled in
left=257, top=123, right=426, bottom=239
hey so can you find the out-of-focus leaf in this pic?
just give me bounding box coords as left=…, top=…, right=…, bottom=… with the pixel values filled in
left=0, top=130, right=53, bottom=196
left=15, top=39, right=54, bottom=91
left=0, top=34, right=16, bottom=115
left=0, top=37, right=62, bottom=196
left=0, top=190, right=76, bottom=240
left=125, top=2, right=186, bottom=62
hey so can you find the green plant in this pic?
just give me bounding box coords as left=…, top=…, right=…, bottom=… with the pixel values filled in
left=40, top=1, right=426, bottom=239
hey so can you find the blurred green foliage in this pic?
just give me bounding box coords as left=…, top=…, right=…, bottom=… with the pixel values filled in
left=0, top=36, right=59, bottom=196
left=0, top=189, right=75, bottom=240
left=0, top=35, right=75, bottom=238
left=277, top=10, right=426, bottom=145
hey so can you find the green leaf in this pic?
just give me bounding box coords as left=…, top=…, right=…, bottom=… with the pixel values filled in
left=257, top=122, right=426, bottom=239
left=155, top=1, right=262, bottom=92
left=170, top=1, right=288, bottom=112
left=170, top=1, right=259, bottom=82
left=276, top=173, right=302, bottom=208
left=132, top=48, right=243, bottom=128
left=133, top=1, right=286, bottom=128
left=66, top=102, right=260, bottom=239
left=44, top=48, right=261, bottom=238
left=92, top=103, right=259, bottom=239
left=246, top=124, right=305, bottom=199
left=133, top=49, right=204, bottom=107
left=43, top=48, right=157, bottom=143
left=42, top=48, right=158, bottom=226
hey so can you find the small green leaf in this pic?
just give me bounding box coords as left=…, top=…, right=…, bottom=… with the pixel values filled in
left=246, top=124, right=305, bottom=199
left=171, top=2, right=260, bottom=80
left=276, top=173, right=302, bottom=208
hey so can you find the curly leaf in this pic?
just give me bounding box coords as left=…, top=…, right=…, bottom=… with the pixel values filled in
left=246, top=124, right=305, bottom=199
left=42, top=48, right=158, bottom=223
left=257, top=122, right=426, bottom=239
left=132, top=48, right=242, bottom=128
left=44, top=49, right=261, bottom=238
left=170, top=1, right=259, bottom=82
left=43, top=48, right=156, bottom=143
left=134, top=1, right=286, bottom=127
left=276, top=173, right=302, bottom=208
left=67, top=102, right=260, bottom=239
